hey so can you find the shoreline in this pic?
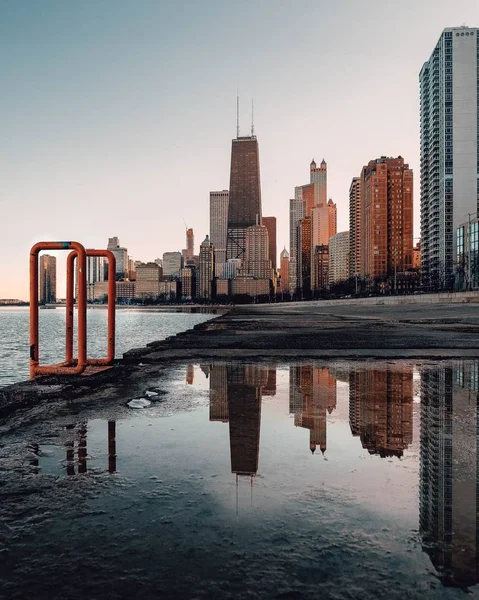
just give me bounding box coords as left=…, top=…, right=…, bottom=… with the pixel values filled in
left=2, top=299, right=479, bottom=416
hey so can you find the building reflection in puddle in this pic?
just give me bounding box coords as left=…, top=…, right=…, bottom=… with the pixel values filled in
left=420, top=361, right=479, bottom=587
left=349, top=366, right=413, bottom=458
left=41, top=360, right=479, bottom=589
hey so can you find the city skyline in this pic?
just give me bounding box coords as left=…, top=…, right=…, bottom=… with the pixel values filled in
left=2, top=2, right=479, bottom=299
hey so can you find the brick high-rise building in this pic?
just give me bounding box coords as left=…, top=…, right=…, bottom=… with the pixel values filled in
left=349, top=177, right=362, bottom=277
left=262, top=216, right=277, bottom=271
left=312, top=245, right=329, bottom=293
left=297, top=216, right=312, bottom=295
left=39, top=254, right=56, bottom=304
left=420, top=26, right=479, bottom=289
left=355, top=156, right=413, bottom=283
left=210, top=190, right=229, bottom=273
left=226, top=134, right=262, bottom=262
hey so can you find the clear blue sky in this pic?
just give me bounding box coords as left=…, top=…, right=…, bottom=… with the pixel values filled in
left=1, top=0, right=478, bottom=299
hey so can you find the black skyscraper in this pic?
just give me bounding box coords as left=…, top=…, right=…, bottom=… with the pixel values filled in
left=226, top=136, right=262, bottom=261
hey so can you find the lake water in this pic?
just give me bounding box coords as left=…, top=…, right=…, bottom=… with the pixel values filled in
left=1, top=360, right=479, bottom=598
left=0, top=306, right=215, bottom=386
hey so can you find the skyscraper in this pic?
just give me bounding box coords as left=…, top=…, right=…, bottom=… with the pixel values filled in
left=349, top=177, right=361, bottom=277
left=135, top=263, right=162, bottom=299
left=107, top=237, right=128, bottom=280
left=226, top=135, right=262, bottom=262
left=310, top=159, right=327, bottom=207
left=280, top=247, right=290, bottom=293
left=262, top=216, right=277, bottom=271
left=289, top=197, right=305, bottom=293
left=293, top=159, right=336, bottom=295
left=210, top=190, right=229, bottom=274
left=186, top=228, right=194, bottom=258
left=356, top=156, right=413, bottom=283
left=297, top=216, right=311, bottom=295
left=198, top=235, right=215, bottom=299
left=420, top=26, right=479, bottom=288
left=39, top=254, right=56, bottom=304
left=245, top=223, right=271, bottom=280
left=162, top=252, right=182, bottom=280
left=329, top=231, right=350, bottom=285
left=86, top=256, right=105, bottom=301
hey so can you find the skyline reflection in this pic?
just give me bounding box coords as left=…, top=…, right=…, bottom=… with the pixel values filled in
left=33, top=360, right=479, bottom=589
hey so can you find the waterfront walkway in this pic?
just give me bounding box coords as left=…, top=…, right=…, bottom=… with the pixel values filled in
left=124, top=300, right=479, bottom=362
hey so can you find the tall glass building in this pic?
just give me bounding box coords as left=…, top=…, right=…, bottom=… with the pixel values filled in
left=419, top=26, right=479, bottom=289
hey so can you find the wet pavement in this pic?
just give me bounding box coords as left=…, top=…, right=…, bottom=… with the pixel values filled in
left=1, top=360, right=479, bottom=598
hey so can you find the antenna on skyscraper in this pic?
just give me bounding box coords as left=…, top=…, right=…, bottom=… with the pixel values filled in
left=236, top=90, right=240, bottom=138
left=251, top=99, right=254, bottom=136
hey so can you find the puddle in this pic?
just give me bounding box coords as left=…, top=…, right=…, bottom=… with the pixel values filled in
left=1, top=361, right=479, bottom=599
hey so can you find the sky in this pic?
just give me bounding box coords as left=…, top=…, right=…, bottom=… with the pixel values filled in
left=1, top=0, right=478, bottom=300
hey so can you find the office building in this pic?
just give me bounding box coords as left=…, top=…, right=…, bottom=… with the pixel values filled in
left=93, top=280, right=135, bottom=302
left=198, top=235, right=215, bottom=300
left=186, top=228, right=194, bottom=258
left=226, top=135, right=262, bottom=262
left=39, top=254, right=56, bottom=304
left=162, top=251, right=182, bottom=280
left=230, top=277, right=270, bottom=297
left=245, top=223, right=272, bottom=280
left=135, top=262, right=162, bottom=299
left=180, top=266, right=196, bottom=300
left=107, top=237, right=128, bottom=279
left=210, top=190, right=229, bottom=270
left=420, top=26, right=479, bottom=288
left=328, top=199, right=337, bottom=240
left=280, top=248, right=290, bottom=293
left=262, top=216, right=277, bottom=271
left=85, top=256, right=105, bottom=301
left=329, top=231, right=350, bottom=285
left=309, top=159, right=328, bottom=207
left=289, top=197, right=305, bottom=293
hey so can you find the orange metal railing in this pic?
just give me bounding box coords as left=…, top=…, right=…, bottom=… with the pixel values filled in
left=66, top=249, right=116, bottom=366
left=30, top=241, right=116, bottom=379
left=30, top=241, right=87, bottom=378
